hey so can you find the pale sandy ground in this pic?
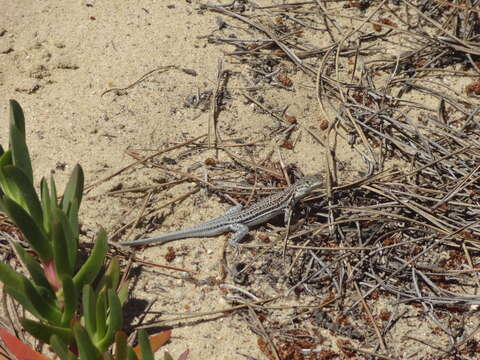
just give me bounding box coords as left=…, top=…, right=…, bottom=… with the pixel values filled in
left=2, top=1, right=478, bottom=359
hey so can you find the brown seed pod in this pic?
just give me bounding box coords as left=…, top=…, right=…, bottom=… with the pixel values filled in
left=281, top=140, right=294, bottom=150
left=319, top=118, right=329, bottom=130
left=277, top=73, right=293, bottom=87
left=283, top=113, right=297, bottom=123
left=204, top=158, right=216, bottom=166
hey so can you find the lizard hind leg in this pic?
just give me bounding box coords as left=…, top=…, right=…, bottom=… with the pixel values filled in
left=227, top=223, right=249, bottom=253
left=284, top=206, right=293, bottom=224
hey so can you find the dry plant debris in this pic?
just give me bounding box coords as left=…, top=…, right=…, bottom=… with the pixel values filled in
left=2, top=0, right=480, bottom=359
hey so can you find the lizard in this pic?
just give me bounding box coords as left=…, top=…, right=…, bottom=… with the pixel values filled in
left=119, top=174, right=323, bottom=251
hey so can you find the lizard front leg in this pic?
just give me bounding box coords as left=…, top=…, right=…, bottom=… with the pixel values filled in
left=284, top=197, right=295, bottom=224
left=225, top=204, right=243, bottom=215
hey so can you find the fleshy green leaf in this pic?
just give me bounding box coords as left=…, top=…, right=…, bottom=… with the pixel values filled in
left=117, top=281, right=129, bottom=306
left=40, top=177, right=53, bottom=236
left=13, top=243, right=53, bottom=294
left=9, top=100, right=33, bottom=184
left=49, top=175, right=59, bottom=208
left=0, top=149, right=12, bottom=167
left=127, top=348, right=138, bottom=360
left=109, top=257, right=120, bottom=290
left=52, top=208, right=75, bottom=278
left=62, top=204, right=78, bottom=271
left=51, top=185, right=78, bottom=274
left=22, top=277, right=62, bottom=324
left=0, top=261, right=41, bottom=318
left=67, top=197, right=80, bottom=250
left=82, top=284, right=96, bottom=337
left=97, top=289, right=123, bottom=351
left=0, top=165, right=43, bottom=226
left=51, top=337, right=79, bottom=360
left=94, top=288, right=107, bottom=342
left=50, top=335, right=69, bottom=359
left=51, top=215, right=69, bottom=278
left=4, top=286, right=41, bottom=319
left=73, top=228, right=107, bottom=292
left=0, top=196, right=52, bottom=262
left=73, top=323, right=102, bottom=360
left=133, top=330, right=171, bottom=358
left=0, top=259, right=24, bottom=289
left=97, top=256, right=120, bottom=292
left=21, top=318, right=72, bottom=344
left=136, top=330, right=154, bottom=360
left=9, top=99, right=25, bottom=138
left=60, top=276, right=76, bottom=326
left=61, top=164, right=84, bottom=215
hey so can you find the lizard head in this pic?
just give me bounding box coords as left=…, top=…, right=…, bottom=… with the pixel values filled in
left=293, top=174, right=324, bottom=201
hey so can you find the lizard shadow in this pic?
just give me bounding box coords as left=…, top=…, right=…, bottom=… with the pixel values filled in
left=123, top=265, right=204, bottom=332
left=125, top=312, right=230, bottom=337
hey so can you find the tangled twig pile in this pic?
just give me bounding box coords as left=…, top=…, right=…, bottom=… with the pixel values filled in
left=195, top=0, right=480, bottom=358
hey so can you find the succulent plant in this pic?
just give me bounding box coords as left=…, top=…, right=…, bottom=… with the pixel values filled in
left=0, top=100, right=180, bottom=359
